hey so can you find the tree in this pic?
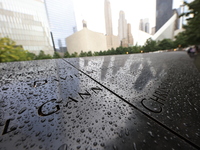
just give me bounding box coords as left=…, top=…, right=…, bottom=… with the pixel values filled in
left=157, top=39, right=175, bottom=50
left=93, top=51, right=99, bottom=56
left=53, top=51, right=61, bottom=58
left=116, top=46, right=124, bottom=54
left=143, top=38, right=158, bottom=52
left=35, top=50, right=52, bottom=60
left=0, top=37, right=34, bottom=62
left=180, top=0, right=200, bottom=45
left=26, top=51, right=37, bottom=60
left=79, top=51, right=87, bottom=57
left=63, top=51, right=71, bottom=58
left=70, top=52, right=78, bottom=58
left=86, top=51, right=93, bottom=56
left=131, top=45, right=141, bottom=53
left=174, top=31, right=189, bottom=48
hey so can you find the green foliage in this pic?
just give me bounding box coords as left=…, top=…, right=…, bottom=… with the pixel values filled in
left=174, top=32, right=189, bottom=48
left=157, top=39, right=175, bottom=50
left=70, top=52, right=78, bottom=58
left=0, top=37, right=35, bottom=62
left=93, top=51, right=99, bottom=56
left=142, top=38, right=177, bottom=52
left=87, top=45, right=143, bottom=56
left=35, top=50, right=52, bottom=60
left=131, top=45, right=141, bottom=53
left=53, top=51, right=61, bottom=59
left=63, top=51, right=71, bottom=58
left=180, top=0, right=200, bottom=45
left=80, top=50, right=93, bottom=56
left=79, top=51, right=88, bottom=57
left=87, top=51, right=92, bottom=56
left=142, top=38, right=158, bottom=52
left=26, top=52, right=37, bottom=60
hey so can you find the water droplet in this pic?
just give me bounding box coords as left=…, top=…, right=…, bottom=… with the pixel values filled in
left=88, top=128, right=92, bottom=133
left=77, top=145, right=81, bottom=149
left=113, top=145, right=117, bottom=150
left=39, top=145, right=43, bottom=149
left=76, top=138, right=80, bottom=143
left=107, top=111, right=111, bottom=115
left=47, top=133, right=52, bottom=137
left=125, top=128, right=129, bottom=136
left=35, top=132, right=41, bottom=136
left=80, top=129, right=85, bottom=133
left=148, top=131, right=154, bottom=137
left=93, top=142, right=97, bottom=146
left=58, top=144, right=68, bottom=150
left=18, top=107, right=27, bottom=114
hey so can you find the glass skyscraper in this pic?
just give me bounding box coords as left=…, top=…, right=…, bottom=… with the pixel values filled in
left=156, top=0, right=173, bottom=32
left=176, top=0, right=194, bottom=29
left=183, top=0, right=194, bottom=25
left=0, top=0, right=53, bottom=54
left=44, top=0, right=77, bottom=52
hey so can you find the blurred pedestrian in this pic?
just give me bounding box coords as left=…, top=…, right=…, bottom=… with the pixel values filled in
left=187, top=47, right=192, bottom=54
left=190, top=46, right=196, bottom=55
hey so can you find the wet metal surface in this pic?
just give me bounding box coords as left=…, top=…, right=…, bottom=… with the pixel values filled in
left=0, top=51, right=200, bottom=149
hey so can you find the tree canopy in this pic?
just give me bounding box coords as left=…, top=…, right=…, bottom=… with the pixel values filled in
left=0, top=37, right=34, bottom=62
left=180, top=0, right=200, bottom=45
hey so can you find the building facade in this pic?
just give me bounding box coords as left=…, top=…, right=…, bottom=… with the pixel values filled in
left=106, top=35, right=119, bottom=49
left=177, top=0, right=194, bottom=29
left=44, top=0, right=77, bottom=52
left=127, top=23, right=133, bottom=46
left=0, top=0, right=53, bottom=54
left=156, top=0, right=173, bottom=32
left=66, top=24, right=107, bottom=54
left=139, top=19, right=143, bottom=31
left=139, top=18, right=150, bottom=34
left=153, top=11, right=178, bottom=41
left=104, top=0, right=119, bottom=49
left=118, top=11, right=133, bottom=47
left=104, top=0, right=113, bottom=36
left=66, top=20, right=119, bottom=54
left=151, top=27, right=156, bottom=35
left=118, top=11, right=127, bottom=42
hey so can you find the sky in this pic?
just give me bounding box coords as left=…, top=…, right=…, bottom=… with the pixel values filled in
left=73, top=0, right=183, bottom=45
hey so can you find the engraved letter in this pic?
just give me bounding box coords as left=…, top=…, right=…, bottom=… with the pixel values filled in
left=141, top=98, right=162, bottom=113
left=2, top=119, right=17, bottom=135
left=38, top=99, right=60, bottom=116
left=91, top=87, right=102, bottom=93
left=78, top=90, right=91, bottom=100
left=33, top=80, right=48, bottom=87
left=65, top=97, right=78, bottom=107
left=150, top=94, right=165, bottom=104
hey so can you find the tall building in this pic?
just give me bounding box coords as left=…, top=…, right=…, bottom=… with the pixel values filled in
left=127, top=23, right=133, bottom=46
left=0, top=0, right=53, bottom=54
left=44, top=0, right=77, bottom=52
left=104, top=0, right=113, bottom=36
left=156, top=0, right=173, bottom=32
left=153, top=10, right=179, bottom=41
left=151, top=27, right=156, bottom=35
left=139, top=18, right=150, bottom=33
left=139, top=19, right=143, bottom=31
left=144, top=19, right=150, bottom=33
left=104, top=0, right=119, bottom=50
left=118, top=11, right=127, bottom=42
left=118, top=11, right=134, bottom=47
left=82, top=20, right=87, bottom=28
